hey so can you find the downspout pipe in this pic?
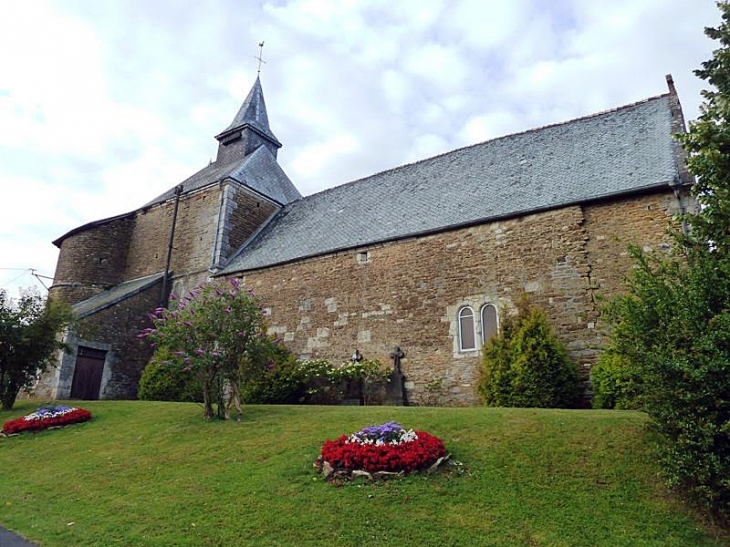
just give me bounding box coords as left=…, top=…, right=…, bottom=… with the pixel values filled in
left=673, top=186, right=690, bottom=236
left=161, top=184, right=183, bottom=306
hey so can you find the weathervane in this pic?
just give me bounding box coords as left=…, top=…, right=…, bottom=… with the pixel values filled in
left=254, top=41, right=266, bottom=75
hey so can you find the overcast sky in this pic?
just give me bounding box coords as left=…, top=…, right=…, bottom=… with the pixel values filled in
left=0, top=0, right=721, bottom=297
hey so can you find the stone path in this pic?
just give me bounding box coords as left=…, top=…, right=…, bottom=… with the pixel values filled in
left=0, top=525, right=39, bottom=546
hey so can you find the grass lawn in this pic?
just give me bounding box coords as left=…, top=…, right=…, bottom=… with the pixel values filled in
left=0, top=400, right=725, bottom=546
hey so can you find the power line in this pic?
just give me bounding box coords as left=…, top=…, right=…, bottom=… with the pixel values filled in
left=0, top=268, right=52, bottom=291
left=0, top=270, right=32, bottom=289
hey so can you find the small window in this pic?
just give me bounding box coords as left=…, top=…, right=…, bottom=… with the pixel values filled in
left=458, top=306, right=477, bottom=351
left=481, top=304, right=499, bottom=344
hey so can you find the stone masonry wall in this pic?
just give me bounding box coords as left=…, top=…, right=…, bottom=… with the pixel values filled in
left=33, top=279, right=162, bottom=400
left=233, top=189, right=680, bottom=406
left=226, top=185, right=279, bottom=257
left=52, top=216, right=135, bottom=305
left=584, top=192, right=680, bottom=297
left=125, top=186, right=223, bottom=281
left=211, top=183, right=280, bottom=270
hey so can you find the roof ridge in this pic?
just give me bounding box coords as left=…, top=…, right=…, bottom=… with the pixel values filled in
left=294, top=93, right=671, bottom=204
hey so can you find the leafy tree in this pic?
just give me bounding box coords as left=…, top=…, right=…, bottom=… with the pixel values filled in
left=0, top=289, right=73, bottom=410
left=478, top=297, right=580, bottom=408
left=603, top=2, right=730, bottom=521
left=144, top=279, right=267, bottom=420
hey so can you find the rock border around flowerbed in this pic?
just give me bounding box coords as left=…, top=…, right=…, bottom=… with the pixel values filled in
left=315, top=452, right=452, bottom=482
left=315, top=421, right=454, bottom=483
left=1, top=405, right=92, bottom=436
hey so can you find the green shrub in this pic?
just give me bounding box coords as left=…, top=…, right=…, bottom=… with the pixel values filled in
left=590, top=351, right=643, bottom=410
left=242, top=353, right=394, bottom=406
left=478, top=299, right=580, bottom=408
left=138, top=349, right=203, bottom=402
left=336, top=359, right=391, bottom=405
left=605, top=248, right=730, bottom=520
left=298, top=359, right=343, bottom=404
left=240, top=342, right=304, bottom=404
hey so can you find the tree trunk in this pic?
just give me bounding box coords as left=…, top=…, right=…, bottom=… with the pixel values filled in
left=0, top=372, right=19, bottom=411
left=201, top=375, right=214, bottom=420
left=229, top=380, right=242, bottom=422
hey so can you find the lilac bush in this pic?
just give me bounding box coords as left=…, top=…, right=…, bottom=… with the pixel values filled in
left=142, top=278, right=266, bottom=420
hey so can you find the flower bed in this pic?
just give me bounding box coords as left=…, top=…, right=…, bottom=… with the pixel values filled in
left=2, top=405, right=92, bottom=436
left=316, top=421, right=448, bottom=480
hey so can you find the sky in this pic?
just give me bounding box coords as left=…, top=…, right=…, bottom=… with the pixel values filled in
left=0, top=0, right=722, bottom=298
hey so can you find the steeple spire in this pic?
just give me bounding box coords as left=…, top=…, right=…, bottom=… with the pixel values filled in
left=215, top=76, right=282, bottom=163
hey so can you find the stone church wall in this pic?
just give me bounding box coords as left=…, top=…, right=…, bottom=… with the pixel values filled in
left=52, top=216, right=135, bottom=305
left=34, top=278, right=161, bottom=400
left=125, top=186, right=223, bottom=281
left=225, top=185, right=279, bottom=257
left=234, top=189, right=679, bottom=406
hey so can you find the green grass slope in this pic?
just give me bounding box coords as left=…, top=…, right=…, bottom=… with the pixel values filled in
left=0, top=401, right=723, bottom=547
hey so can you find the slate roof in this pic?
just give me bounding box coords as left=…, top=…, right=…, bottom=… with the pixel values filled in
left=144, top=145, right=301, bottom=207
left=72, top=273, right=164, bottom=318
left=221, top=94, right=681, bottom=274
left=215, top=76, right=281, bottom=146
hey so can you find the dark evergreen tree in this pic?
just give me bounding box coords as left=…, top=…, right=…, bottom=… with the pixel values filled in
left=478, top=297, right=580, bottom=408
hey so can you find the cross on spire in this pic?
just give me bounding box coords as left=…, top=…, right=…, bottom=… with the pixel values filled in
left=254, top=41, right=266, bottom=75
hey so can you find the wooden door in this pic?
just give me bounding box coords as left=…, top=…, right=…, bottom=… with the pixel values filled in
left=69, top=347, right=106, bottom=400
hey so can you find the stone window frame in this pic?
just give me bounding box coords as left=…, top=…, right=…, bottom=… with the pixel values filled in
left=457, top=306, right=478, bottom=352
left=480, top=303, right=499, bottom=345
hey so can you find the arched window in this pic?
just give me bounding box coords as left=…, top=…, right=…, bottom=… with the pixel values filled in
left=481, top=304, right=499, bottom=344
left=458, top=306, right=477, bottom=351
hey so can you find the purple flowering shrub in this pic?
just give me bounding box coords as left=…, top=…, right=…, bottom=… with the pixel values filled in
left=141, top=279, right=271, bottom=420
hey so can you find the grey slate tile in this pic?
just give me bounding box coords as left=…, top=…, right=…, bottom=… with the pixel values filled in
left=221, top=94, right=678, bottom=274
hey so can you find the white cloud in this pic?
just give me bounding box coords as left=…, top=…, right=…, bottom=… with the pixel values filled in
left=291, top=133, right=360, bottom=180
left=446, top=0, right=531, bottom=49
left=458, top=111, right=520, bottom=144
left=0, top=0, right=723, bottom=298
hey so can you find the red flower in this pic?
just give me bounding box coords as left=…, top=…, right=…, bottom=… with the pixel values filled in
left=2, top=408, right=92, bottom=435
left=321, top=430, right=446, bottom=474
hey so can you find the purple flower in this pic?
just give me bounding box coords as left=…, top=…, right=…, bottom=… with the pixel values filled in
left=194, top=349, right=206, bottom=355
left=169, top=294, right=177, bottom=301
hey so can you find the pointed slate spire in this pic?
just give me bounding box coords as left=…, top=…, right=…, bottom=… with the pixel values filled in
left=215, top=76, right=282, bottom=162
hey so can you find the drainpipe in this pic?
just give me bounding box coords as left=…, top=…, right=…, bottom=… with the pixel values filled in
left=161, top=184, right=183, bottom=306
left=673, top=187, right=690, bottom=236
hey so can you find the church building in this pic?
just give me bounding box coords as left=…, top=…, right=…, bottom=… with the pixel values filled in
left=34, top=74, right=693, bottom=405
